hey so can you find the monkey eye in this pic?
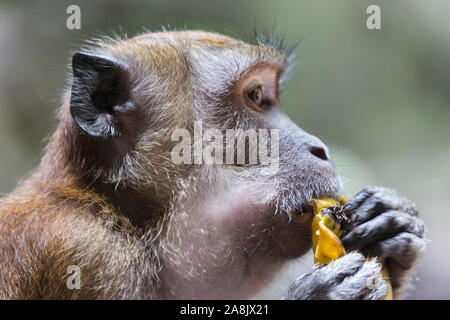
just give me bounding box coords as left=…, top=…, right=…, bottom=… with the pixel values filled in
left=247, top=86, right=264, bottom=107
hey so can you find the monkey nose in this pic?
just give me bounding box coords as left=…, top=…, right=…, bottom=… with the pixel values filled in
left=308, top=145, right=329, bottom=161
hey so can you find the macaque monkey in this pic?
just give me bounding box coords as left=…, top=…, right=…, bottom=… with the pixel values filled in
left=0, top=31, right=426, bottom=299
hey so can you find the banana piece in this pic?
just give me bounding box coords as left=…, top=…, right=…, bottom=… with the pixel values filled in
left=310, top=197, right=393, bottom=300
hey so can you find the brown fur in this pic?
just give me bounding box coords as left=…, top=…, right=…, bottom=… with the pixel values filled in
left=0, top=30, right=338, bottom=299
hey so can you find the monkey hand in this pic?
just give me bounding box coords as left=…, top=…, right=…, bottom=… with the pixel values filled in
left=283, top=252, right=389, bottom=300
left=340, top=186, right=427, bottom=299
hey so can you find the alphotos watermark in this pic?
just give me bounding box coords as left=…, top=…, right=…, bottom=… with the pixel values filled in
left=66, top=265, right=81, bottom=289
left=366, top=5, right=381, bottom=30
left=171, top=121, right=280, bottom=172
left=66, top=5, right=81, bottom=30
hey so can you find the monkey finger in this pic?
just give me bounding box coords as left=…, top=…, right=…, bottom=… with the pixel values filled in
left=319, top=251, right=367, bottom=284
left=341, top=211, right=425, bottom=252
left=343, top=186, right=377, bottom=214
left=361, top=232, right=427, bottom=269
left=362, top=233, right=427, bottom=297
left=283, top=252, right=366, bottom=300
left=344, top=187, right=418, bottom=227
left=330, top=258, right=389, bottom=300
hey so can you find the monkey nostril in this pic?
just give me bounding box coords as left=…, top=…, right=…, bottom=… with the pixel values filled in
left=309, top=146, right=329, bottom=161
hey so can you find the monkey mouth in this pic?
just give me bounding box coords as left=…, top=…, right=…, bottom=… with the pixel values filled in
left=289, top=189, right=340, bottom=225
left=279, top=176, right=342, bottom=226
left=296, top=202, right=314, bottom=215
left=290, top=202, right=314, bottom=225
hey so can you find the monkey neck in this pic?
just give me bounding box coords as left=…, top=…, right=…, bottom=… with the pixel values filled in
left=27, top=110, right=161, bottom=230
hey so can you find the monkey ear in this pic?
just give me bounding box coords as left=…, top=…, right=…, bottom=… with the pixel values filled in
left=70, top=52, right=130, bottom=138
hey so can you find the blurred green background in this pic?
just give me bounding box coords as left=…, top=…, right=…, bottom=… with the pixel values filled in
left=0, top=0, right=448, bottom=299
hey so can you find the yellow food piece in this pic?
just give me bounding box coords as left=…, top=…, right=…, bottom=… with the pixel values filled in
left=381, top=267, right=393, bottom=300
left=311, top=198, right=347, bottom=264
left=310, top=197, right=393, bottom=300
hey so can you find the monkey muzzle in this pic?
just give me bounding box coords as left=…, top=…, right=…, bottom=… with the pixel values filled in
left=290, top=203, right=314, bottom=226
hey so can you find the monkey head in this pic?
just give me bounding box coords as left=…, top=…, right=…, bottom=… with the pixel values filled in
left=66, top=31, right=341, bottom=297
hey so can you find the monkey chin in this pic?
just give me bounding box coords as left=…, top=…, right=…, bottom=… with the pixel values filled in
left=268, top=207, right=315, bottom=259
